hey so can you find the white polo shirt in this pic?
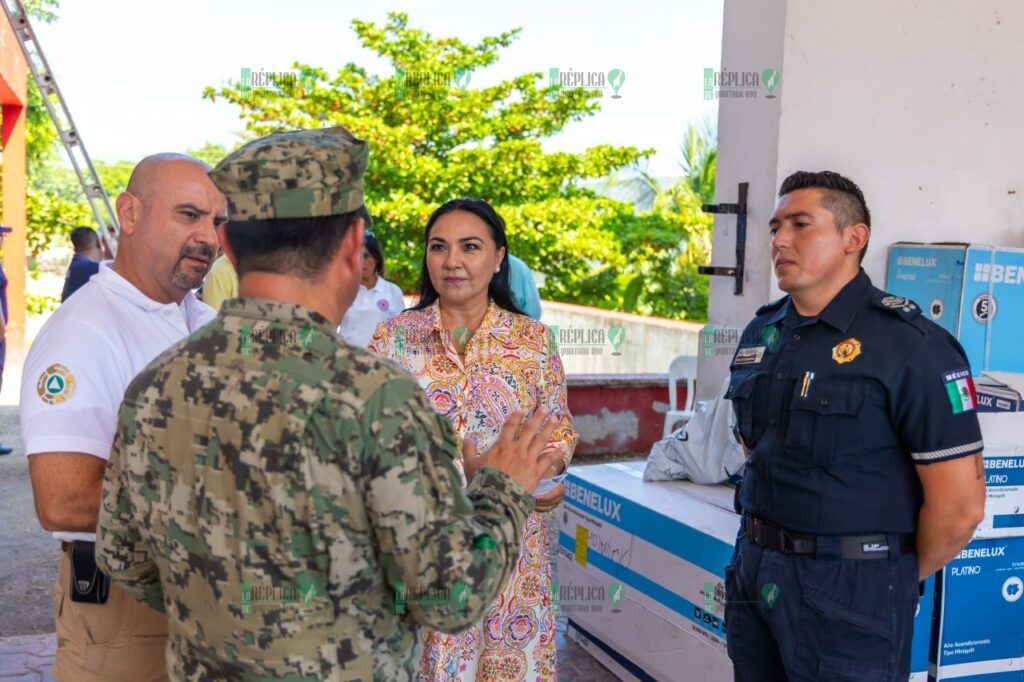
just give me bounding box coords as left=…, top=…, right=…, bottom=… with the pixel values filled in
left=338, top=276, right=405, bottom=348
left=20, top=262, right=215, bottom=543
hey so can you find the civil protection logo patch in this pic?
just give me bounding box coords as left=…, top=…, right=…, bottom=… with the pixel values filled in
left=37, top=364, right=76, bottom=405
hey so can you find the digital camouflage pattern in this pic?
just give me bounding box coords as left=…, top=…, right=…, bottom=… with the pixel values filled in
left=208, top=126, right=369, bottom=221
left=96, top=298, right=535, bottom=681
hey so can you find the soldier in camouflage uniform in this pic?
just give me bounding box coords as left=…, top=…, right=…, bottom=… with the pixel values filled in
left=95, top=126, right=562, bottom=681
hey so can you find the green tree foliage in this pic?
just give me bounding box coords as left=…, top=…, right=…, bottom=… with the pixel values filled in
left=679, top=119, right=717, bottom=206
left=25, top=184, right=91, bottom=257
left=187, top=142, right=231, bottom=167
left=21, top=0, right=58, bottom=23
left=203, top=13, right=711, bottom=320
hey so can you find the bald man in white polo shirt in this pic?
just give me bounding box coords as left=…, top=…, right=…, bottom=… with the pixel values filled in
left=20, top=153, right=226, bottom=681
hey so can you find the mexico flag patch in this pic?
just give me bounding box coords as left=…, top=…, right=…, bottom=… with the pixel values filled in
left=943, top=369, right=977, bottom=414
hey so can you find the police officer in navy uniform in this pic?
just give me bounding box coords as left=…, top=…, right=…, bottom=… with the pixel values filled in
left=724, top=171, right=987, bottom=681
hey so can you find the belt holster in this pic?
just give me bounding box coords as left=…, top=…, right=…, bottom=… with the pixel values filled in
left=69, top=541, right=110, bottom=604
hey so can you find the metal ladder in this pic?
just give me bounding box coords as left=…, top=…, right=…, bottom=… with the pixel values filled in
left=1, top=0, right=119, bottom=254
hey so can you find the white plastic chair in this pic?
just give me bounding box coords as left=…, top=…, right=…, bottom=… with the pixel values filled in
left=663, top=355, right=697, bottom=437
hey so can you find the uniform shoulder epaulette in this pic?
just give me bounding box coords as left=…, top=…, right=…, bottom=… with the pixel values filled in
left=755, top=295, right=788, bottom=316
left=872, top=292, right=923, bottom=321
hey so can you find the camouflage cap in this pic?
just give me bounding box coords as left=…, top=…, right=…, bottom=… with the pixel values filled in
left=208, top=126, right=369, bottom=221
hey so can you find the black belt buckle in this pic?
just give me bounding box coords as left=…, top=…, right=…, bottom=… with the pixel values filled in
left=745, top=515, right=815, bottom=555
left=747, top=515, right=793, bottom=553
left=745, top=515, right=762, bottom=545
left=778, top=529, right=796, bottom=554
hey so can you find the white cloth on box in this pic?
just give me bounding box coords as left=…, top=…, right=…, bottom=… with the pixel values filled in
left=644, top=376, right=746, bottom=484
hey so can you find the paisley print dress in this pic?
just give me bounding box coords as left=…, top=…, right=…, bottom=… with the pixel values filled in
left=368, top=300, right=578, bottom=681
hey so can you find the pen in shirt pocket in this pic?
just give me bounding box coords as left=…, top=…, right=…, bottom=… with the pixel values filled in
left=800, top=371, right=815, bottom=398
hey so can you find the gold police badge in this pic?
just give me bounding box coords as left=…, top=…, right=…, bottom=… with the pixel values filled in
left=831, top=338, right=862, bottom=365
left=37, top=364, right=76, bottom=405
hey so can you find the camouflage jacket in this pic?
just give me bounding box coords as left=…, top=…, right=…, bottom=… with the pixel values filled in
left=96, top=298, right=534, bottom=681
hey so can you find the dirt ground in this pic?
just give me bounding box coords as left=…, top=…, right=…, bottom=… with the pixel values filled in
left=0, top=405, right=59, bottom=636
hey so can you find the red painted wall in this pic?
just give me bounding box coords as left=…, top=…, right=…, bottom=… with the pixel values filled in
left=566, top=374, right=687, bottom=457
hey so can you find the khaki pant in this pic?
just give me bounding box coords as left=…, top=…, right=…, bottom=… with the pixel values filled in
left=53, top=547, right=169, bottom=681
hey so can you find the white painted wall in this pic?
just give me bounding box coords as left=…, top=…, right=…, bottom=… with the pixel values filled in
left=703, top=0, right=1024, bottom=398
left=540, top=300, right=703, bottom=375
left=395, top=296, right=703, bottom=376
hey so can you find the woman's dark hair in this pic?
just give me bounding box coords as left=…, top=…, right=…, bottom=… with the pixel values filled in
left=410, top=198, right=523, bottom=315
left=363, top=231, right=386, bottom=277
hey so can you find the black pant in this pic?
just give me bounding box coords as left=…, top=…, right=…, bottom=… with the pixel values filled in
left=725, top=531, right=919, bottom=681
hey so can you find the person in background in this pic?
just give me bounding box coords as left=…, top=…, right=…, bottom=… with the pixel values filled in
left=61, top=227, right=103, bottom=302
left=339, top=211, right=405, bottom=348
left=369, top=198, right=578, bottom=681
left=0, top=225, right=13, bottom=455
left=507, top=253, right=542, bottom=320
left=202, top=239, right=239, bottom=311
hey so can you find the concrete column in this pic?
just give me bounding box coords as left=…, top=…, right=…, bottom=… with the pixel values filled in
left=699, top=0, right=787, bottom=400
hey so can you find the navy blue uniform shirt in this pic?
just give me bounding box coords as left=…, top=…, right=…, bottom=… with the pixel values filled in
left=61, top=253, right=100, bottom=302
left=727, top=270, right=983, bottom=535
left=0, top=261, right=7, bottom=322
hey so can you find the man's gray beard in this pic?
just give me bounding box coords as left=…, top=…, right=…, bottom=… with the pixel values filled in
left=171, top=262, right=206, bottom=291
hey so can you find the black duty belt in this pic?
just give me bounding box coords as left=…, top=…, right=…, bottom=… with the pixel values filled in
left=743, top=514, right=914, bottom=560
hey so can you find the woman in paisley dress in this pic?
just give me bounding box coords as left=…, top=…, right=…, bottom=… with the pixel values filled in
left=368, top=198, right=577, bottom=681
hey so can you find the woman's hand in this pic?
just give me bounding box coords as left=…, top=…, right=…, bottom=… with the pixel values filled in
left=459, top=410, right=561, bottom=494
left=533, top=483, right=565, bottom=513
